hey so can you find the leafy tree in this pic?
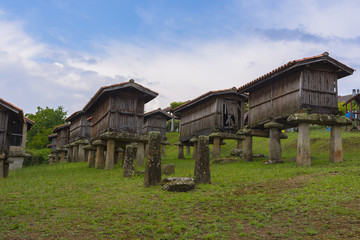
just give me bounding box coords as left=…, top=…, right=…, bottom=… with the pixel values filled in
left=25, top=106, right=67, bottom=149
left=170, top=101, right=185, bottom=111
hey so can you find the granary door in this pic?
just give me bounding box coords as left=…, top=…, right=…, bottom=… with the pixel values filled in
left=222, top=100, right=239, bottom=129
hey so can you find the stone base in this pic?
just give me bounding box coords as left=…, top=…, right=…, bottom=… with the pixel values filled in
left=162, top=177, right=195, bottom=192
left=212, top=157, right=239, bottom=164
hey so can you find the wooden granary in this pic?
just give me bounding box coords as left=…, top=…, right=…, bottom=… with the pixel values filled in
left=83, top=79, right=158, bottom=139
left=64, top=110, right=91, bottom=162
left=0, top=98, right=25, bottom=177
left=237, top=52, right=354, bottom=165
left=82, top=79, right=158, bottom=170
left=174, top=88, right=248, bottom=159
left=143, top=108, right=173, bottom=140
left=51, top=123, right=70, bottom=163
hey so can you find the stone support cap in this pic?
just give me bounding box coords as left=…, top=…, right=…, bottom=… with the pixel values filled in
left=264, top=121, right=285, bottom=129
left=209, top=132, right=245, bottom=140
left=189, top=137, right=198, bottom=143
left=237, top=128, right=288, bottom=139
left=83, top=144, right=96, bottom=150
left=99, top=131, right=148, bottom=143
left=92, top=140, right=107, bottom=146
left=287, top=113, right=352, bottom=126
left=74, top=139, right=89, bottom=145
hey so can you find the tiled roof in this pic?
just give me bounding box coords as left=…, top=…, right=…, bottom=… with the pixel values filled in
left=83, top=79, right=159, bottom=113
left=174, top=87, right=248, bottom=113
left=0, top=98, right=25, bottom=123
left=52, top=123, right=70, bottom=133
left=65, top=110, right=84, bottom=122
left=144, top=108, right=174, bottom=120
left=238, top=52, right=355, bottom=93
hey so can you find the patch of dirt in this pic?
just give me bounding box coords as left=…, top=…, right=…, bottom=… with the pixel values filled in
left=235, top=175, right=313, bottom=195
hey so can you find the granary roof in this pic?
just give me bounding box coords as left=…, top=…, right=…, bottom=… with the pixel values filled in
left=52, top=123, right=70, bottom=133
left=342, top=93, right=360, bottom=106
left=65, top=110, right=84, bottom=122
left=144, top=108, right=174, bottom=120
left=173, top=88, right=248, bottom=113
left=237, top=52, right=355, bottom=93
left=83, top=79, right=159, bottom=113
left=48, top=133, right=57, bottom=140
left=0, top=98, right=25, bottom=123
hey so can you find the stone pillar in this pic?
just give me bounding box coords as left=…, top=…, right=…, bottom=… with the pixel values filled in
left=212, top=137, right=221, bottom=159
left=194, top=135, right=211, bottom=184
left=237, top=140, right=243, bottom=150
left=95, top=145, right=105, bottom=169
left=330, top=125, right=343, bottom=163
left=87, top=149, right=96, bottom=168
left=144, top=131, right=162, bottom=186
left=192, top=144, right=198, bottom=160
left=171, top=118, right=175, bottom=132
left=115, top=147, right=123, bottom=165
left=136, top=142, right=145, bottom=166
left=67, top=146, right=73, bottom=162
left=78, top=143, right=86, bottom=162
left=186, top=146, right=191, bottom=156
left=123, top=144, right=136, bottom=177
left=72, top=145, right=79, bottom=162
left=297, top=123, right=311, bottom=166
left=178, top=145, right=184, bottom=159
left=0, top=158, right=5, bottom=178
left=105, top=139, right=116, bottom=170
left=117, top=148, right=125, bottom=166
left=269, top=128, right=282, bottom=163
left=59, top=151, right=66, bottom=163
left=161, top=144, right=166, bottom=157
left=54, top=153, right=60, bottom=163
left=243, top=136, right=253, bottom=162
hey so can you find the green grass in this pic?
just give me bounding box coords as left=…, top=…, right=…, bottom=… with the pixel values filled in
left=1, top=129, right=360, bottom=239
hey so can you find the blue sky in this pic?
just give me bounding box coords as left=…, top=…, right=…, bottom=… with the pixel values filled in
left=0, top=0, right=359, bottom=115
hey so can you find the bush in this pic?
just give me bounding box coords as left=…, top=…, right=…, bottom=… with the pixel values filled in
left=24, top=148, right=51, bottom=166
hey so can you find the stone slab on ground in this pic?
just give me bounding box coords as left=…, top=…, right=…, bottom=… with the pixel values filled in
left=163, top=164, right=175, bottom=175
left=212, top=157, right=239, bottom=164
left=162, top=177, right=195, bottom=192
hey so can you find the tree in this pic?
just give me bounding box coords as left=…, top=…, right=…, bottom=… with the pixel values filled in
left=170, top=101, right=186, bottom=111
left=25, top=106, right=67, bottom=149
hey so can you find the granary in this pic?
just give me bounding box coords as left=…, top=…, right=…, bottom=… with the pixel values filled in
left=0, top=98, right=25, bottom=177
left=47, top=133, right=57, bottom=164
left=142, top=108, right=174, bottom=160
left=8, top=117, right=34, bottom=170
left=173, top=88, right=248, bottom=159
left=52, top=123, right=70, bottom=163
left=341, top=89, right=360, bottom=131
left=237, top=52, right=354, bottom=165
left=65, top=110, right=91, bottom=162
left=82, top=79, right=158, bottom=170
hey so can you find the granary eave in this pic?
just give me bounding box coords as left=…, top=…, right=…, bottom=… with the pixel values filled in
left=144, top=109, right=174, bottom=120
left=83, top=80, right=159, bottom=113
left=342, top=93, right=360, bottom=106
left=48, top=133, right=57, bottom=140
left=174, top=89, right=247, bottom=114
left=237, top=53, right=355, bottom=94
left=65, top=110, right=84, bottom=122
left=52, top=123, right=70, bottom=133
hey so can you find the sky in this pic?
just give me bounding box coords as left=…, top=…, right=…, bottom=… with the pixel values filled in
left=0, top=0, right=359, bottom=116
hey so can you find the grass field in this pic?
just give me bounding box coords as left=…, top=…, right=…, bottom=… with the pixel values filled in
left=1, top=130, right=360, bottom=239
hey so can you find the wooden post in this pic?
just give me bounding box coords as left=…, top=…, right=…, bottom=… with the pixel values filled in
left=144, top=132, right=162, bottom=186
left=330, top=125, right=343, bottom=163
left=243, top=136, right=253, bottom=161
left=297, top=123, right=311, bottom=166
left=95, top=145, right=105, bottom=169
left=194, top=135, right=211, bottom=184
left=178, top=145, right=184, bottom=159
left=212, top=137, right=221, bottom=159
left=136, top=142, right=145, bottom=166
left=105, top=139, right=115, bottom=170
